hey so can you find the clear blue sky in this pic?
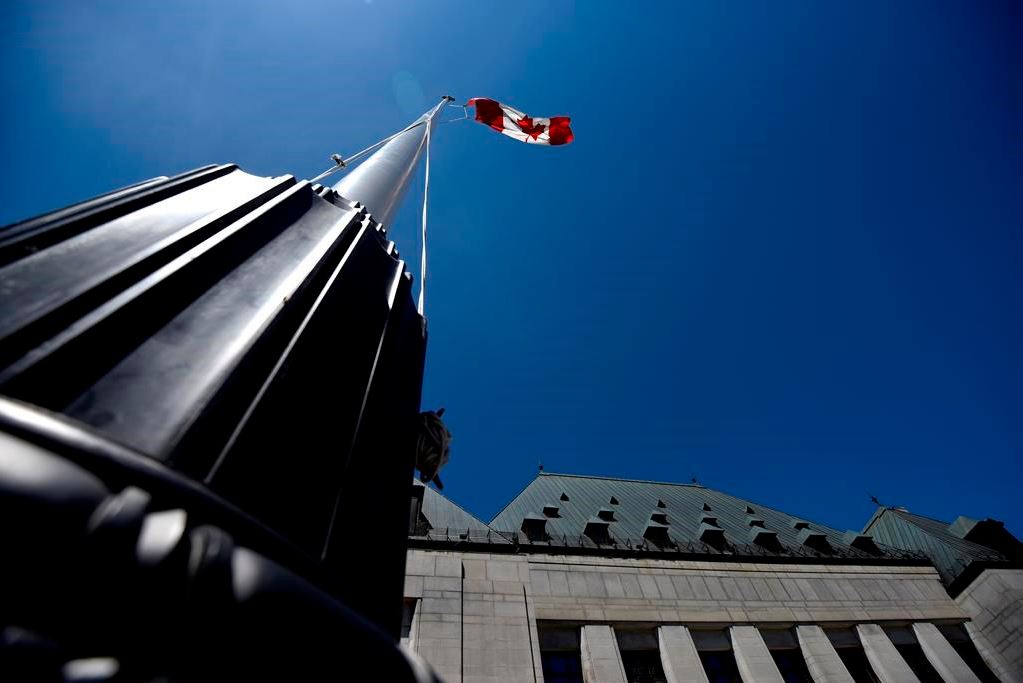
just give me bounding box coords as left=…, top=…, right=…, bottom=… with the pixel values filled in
left=3, top=1, right=1021, bottom=536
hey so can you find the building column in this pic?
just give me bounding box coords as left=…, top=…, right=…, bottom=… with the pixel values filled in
left=911, top=623, right=980, bottom=683
left=856, top=624, right=920, bottom=683
left=580, top=625, right=628, bottom=683
left=795, top=625, right=855, bottom=683
left=730, top=626, right=785, bottom=683
left=658, top=625, right=709, bottom=683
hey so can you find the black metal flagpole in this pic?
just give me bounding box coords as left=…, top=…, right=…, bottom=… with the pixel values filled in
left=333, top=96, right=452, bottom=229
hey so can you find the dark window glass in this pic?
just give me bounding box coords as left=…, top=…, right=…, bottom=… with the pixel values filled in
left=770, top=648, right=813, bottom=683
left=951, top=642, right=1001, bottom=683
left=834, top=647, right=881, bottom=683
left=621, top=650, right=666, bottom=683
left=698, top=650, right=742, bottom=683
left=540, top=651, right=583, bottom=683
left=895, top=644, right=943, bottom=683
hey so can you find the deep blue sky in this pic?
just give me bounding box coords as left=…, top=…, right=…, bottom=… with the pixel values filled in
left=3, top=1, right=1021, bottom=536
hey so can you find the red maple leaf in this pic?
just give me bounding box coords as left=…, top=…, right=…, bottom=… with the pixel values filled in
left=516, top=116, right=546, bottom=140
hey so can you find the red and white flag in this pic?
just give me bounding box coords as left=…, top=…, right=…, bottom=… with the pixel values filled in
left=466, top=98, right=574, bottom=146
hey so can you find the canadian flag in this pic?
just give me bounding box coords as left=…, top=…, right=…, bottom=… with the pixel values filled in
left=466, top=98, right=574, bottom=146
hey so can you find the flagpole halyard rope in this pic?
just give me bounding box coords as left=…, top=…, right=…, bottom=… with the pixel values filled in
left=310, top=96, right=453, bottom=318
left=309, top=119, right=427, bottom=185
left=417, top=95, right=457, bottom=318
left=418, top=114, right=432, bottom=317
left=437, top=105, right=470, bottom=125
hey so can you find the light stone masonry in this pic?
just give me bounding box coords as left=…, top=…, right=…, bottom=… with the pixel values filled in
left=405, top=547, right=982, bottom=683
left=405, top=550, right=543, bottom=683
left=730, top=625, right=785, bottom=683
left=856, top=623, right=920, bottom=683
left=658, top=625, right=709, bottom=683
left=526, top=554, right=964, bottom=625
left=580, top=625, right=627, bottom=683
left=955, top=568, right=1023, bottom=683
left=911, top=622, right=980, bottom=683
left=795, top=625, right=854, bottom=683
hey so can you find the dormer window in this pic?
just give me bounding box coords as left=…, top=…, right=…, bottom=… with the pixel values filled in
left=644, top=521, right=672, bottom=548
left=797, top=527, right=831, bottom=553
left=521, top=514, right=549, bottom=542
left=584, top=517, right=613, bottom=545
left=843, top=531, right=881, bottom=554
left=700, top=514, right=719, bottom=527
left=750, top=527, right=781, bottom=551
left=698, top=523, right=725, bottom=545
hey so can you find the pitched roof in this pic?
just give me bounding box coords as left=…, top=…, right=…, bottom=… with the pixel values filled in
left=413, top=480, right=509, bottom=544
left=487, top=472, right=916, bottom=562
left=862, top=506, right=1020, bottom=591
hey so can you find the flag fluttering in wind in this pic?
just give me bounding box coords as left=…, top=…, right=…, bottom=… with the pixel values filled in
left=466, top=98, right=574, bottom=146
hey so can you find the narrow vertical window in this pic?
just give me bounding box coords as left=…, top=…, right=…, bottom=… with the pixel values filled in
left=539, top=624, right=583, bottom=683
left=691, top=630, right=742, bottom=683
left=762, top=629, right=812, bottom=683
left=617, top=628, right=666, bottom=683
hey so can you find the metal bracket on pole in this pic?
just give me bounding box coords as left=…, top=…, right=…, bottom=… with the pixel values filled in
left=332, top=96, right=451, bottom=228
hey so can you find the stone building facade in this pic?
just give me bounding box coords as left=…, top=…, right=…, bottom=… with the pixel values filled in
left=864, top=507, right=1023, bottom=682
left=403, top=473, right=1019, bottom=682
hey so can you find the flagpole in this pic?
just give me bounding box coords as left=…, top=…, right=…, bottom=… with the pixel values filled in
left=333, top=96, right=452, bottom=229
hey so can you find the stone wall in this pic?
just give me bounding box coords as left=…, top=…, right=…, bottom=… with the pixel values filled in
left=527, top=554, right=962, bottom=624
left=404, top=548, right=971, bottom=683
left=404, top=550, right=544, bottom=683
left=956, top=568, right=1023, bottom=683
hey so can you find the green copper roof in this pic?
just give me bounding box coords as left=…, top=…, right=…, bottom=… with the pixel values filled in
left=486, top=472, right=916, bottom=562
left=413, top=480, right=509, bottom=543
left=862, top=506, right=1020, bottom=591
